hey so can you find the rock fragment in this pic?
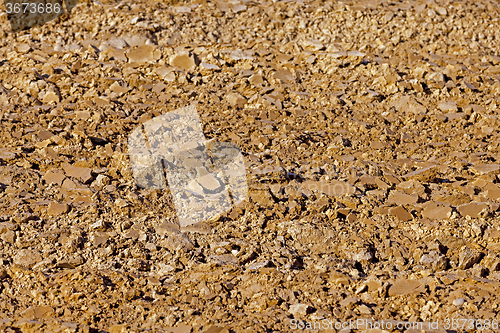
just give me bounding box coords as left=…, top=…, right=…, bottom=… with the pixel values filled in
left=457, top=202, right=489, bottom=218
left=438, top=101, right=458, bottom=112
left=420, top=251, right=448, bottom=271
left=62, top=164, right=93, bottom=183
left=42, top=91, right=59, bottom=104
left=387, top=190, right=418, bottom=205
left=388, top=279, right=423, bottom=296
left=42, top=170, right=66, bottom=186
left=458, top=246, right=482, bottom=269
left=226, top=92, right=247, bottom=108
left=421, top=202, right=452, bottom=220
left=288, top=303, right=310, bottom=316
left=170, top=54, right=197, bottom=70
left=47, top=202, right=69, bottom=216
left=127, top=44, right=160, bottom=63
left=471, top=164, right=500, bottom=175
left=388, top=206, right=413, bottom=221
left=13, top=249, right=42, bottom=269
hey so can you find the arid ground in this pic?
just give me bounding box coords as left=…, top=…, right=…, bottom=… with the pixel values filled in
left=1, top=0, right=500, bottom=332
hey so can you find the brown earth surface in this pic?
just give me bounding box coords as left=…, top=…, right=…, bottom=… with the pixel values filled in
left=1, top=0, right=500, bottom=332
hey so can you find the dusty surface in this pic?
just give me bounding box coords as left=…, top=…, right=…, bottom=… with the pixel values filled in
left=1, top=0, right=500, bottom=332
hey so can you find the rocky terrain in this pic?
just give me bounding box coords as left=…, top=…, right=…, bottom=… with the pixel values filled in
left=0, top=0, right=500, bottom=331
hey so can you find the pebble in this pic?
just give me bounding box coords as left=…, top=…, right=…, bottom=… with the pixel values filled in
left=389, top=206, right=413, bottom=222
left=170, top=53, right=196, bottom=70
left=457, top=202, right=489, bottom=218
left=42, top=170, right=66, bottom=186
left=288, top=303, right=310, bottom=316
left=226, top=92, right=247, bottom=108
left=421, top=202, right=452, bottom=220
left=127, top=44, right=159, bottom=63
left=47, top=202, right=69, bottom=216
left=62, top=164, right=93, bottom=184
left=438, top=101, right=458, bottom=112
left=42, top=91, right=59, bottom=104
left=388, top=279, right=423, bottom=297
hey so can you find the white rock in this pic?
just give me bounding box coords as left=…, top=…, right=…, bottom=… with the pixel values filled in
left=289, top=303, right=310, bottom=316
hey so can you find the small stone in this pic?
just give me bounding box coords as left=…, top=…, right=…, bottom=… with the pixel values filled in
left=438, top=101, right=457, bottom=112
left=435, top=193, right=471, bottom=206
left=47, top=202, right=69, bottom=216
left=357, top=304, right=372, bottom=315
left=174, top=6, right=191, bottom=13
left=197, top=173, right=223, bottom=192
left=42, top=91, right=59, bottom=104
left=62, top=164, right=93, bottom=183
left=301, top=39, right=324, bottom=51
left=170, top=53, right=196, bottom=70
left=249, top=74, right=264, bottom=85
left=105, top=46, right=127, bottom=62
left=402, top=165, right=437, bottom=182
left=388, top=206, right=413, bottom=221
left=200, top=63, right=220, bottom=70
left=109, top=82, right=129, bottom=95
left=114, top=198, right=129, bottom=208
left=0, top=149, right=15, bottom=159
left=288, top=303, right=310, bottom=316
left=421, top=202, right=452, bottom=220
left=420, top=250, right=448, bottom=271
left=154, top=66, right=173, bottom=78
left=272, top=69, right=294, bottom=83
left=231, top=3, right=247, bottom=13
left=37, top=130, right=54, bottom=140
left=42, top=170, right=66, bottom=186
left=76, top=110, right=91, bottom=120
left=365, top=280, right=382, bottom=292
left=457, top=202, right=489, bottom=218
left=1, top=230, right=15, bottom=243
left=109, top=324, right=127, bottom=333
left=250, top=188, right=276, bottom=206
left=93, top=174, right=110, bottom=188
left=388, top=279, right=422, bottom=296
left=90, top=219, right=106, bottom=231
left=471, top=164, right=500, bottom=175
left=371, top=141, right=388, bottom=149
left=353, top=248, right=374, bottom=264
left=202, top=326, right=225, bottom=333
left=339, top=296, right=361, bottom=308
left=391, top=95, right=427, bottom=114
left=155, top=222, right=195, bottom=251
left=435, top=6, right=447, bottom=15
left=226, top=92, right=247, bottom=108
left=346, top=212, right=356, bottom=223
left=13, top=249, right=42, bottom=269
left=164, top=72, right=176, bottom=82
left=127, top=44, right=159, bottom=63
left=57, top=254, right=84, bottom=268
left=185, top=180, right=204, bottom=195
left=481, top=255, right=500, bottom=271
left=453, top=298, right=465, bottom=306
left=17, top=43, right=31, bottom=53
left=458, top=246, right=482, bottom=269
left=248, top=261, right=269, bottom=270
left=387, top=190, right=418, bottom=205
left=210, top=254, right=239, bottom=266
